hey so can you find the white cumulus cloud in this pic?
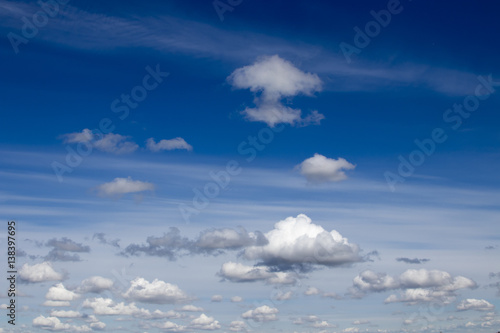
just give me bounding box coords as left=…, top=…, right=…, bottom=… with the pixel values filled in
left=298, top=154, right=355, bottom=184
left=189, top=313, right=221, bottom=330
left=123, top=277, right=190, bottom=304
left=45, top=283, right=79, bottom=301
left=243, top=214, right=361, bottom=268
left=77, top=276, right=114, bottom=293
left=457, top=299, right=495, bottom=311
left=351, top=269, right=477, bottom=305
left=241, top=305, right=279, bottom=322
left=19, top=262, right=63, bottom=283
left=33, top=315, right=91, bottom=332
left=228, top=55, right=323, bottom=127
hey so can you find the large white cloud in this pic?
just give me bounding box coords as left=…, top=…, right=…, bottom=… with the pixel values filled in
left=45, top=283, right=79, bottom=301
left=227, top=55, right=323, bottom=127
left=457, top=299, right=495, bottom=311
left=189, top=314, right=221, bottom=330
left=19, top=262, right=63, bottom=283
left=96, top=177, right=154, bottom=197
left=32, top=316, right=91, bottom=332
left=298, top=154, right=355, bottom=184
left=241, top=305, right=279, bottom=322
left=243, top=214, right=361, bottom=268
left=123, top=277, right=190, bottom=304
left=218, top=262, right=297, bottom=284
left=77, top=276, right=114, bottom=294
left=147, top=137, right=192, bottom=152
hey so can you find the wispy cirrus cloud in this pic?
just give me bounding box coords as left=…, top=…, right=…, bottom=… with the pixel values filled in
left=146, top=137, right=192, bottom=152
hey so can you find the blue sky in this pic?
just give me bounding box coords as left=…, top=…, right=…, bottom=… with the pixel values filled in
left=1, top=0, right=500, bottom=332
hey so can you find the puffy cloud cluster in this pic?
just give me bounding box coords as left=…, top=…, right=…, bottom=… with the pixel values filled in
left=19, top=262, right=63, bottom=283
left=243, top=214, right=362, bottom=269
left=457, top=299, right=495, bottom=311
left=298, top=154, right=355, bottom=184
left=189, top=314, right=221, bottom=330
left=241, top=305, right=279, bottom=322
left=147, top=137, right=192, bottom=152
left=228, top=55, right=323, bottom=127
left=350, top=269, right=476, bottom=304
left=32, top=316, right=91, bottom=332
left=229, top=320, right=247, bottom=332
left=123, top=277, right=190, bottom=304
left=82, top=297, right=181, bottom=319
left=151, top=321, right=186, bottom=331
left=123, top=215, right=361, bottom=273
left=96, top=177, right=154, bottom=197
left=218, top=262, right=297, bottom=284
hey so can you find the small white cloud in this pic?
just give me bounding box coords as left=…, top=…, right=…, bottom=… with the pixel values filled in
left=457, top=299, right=495, bottom=311
left=96, top=177, right=154, bottom=197
left=304, top=286, right=320, bottom=296
left=42, top=300, right=71, bottom=307
left=152, top=321, right=186, bottom=332
left=60, top=128, right=93, bottom=143
left=33, top=316, right=91, bottom=332
left=147, top=137, right=192, bottom=152
left=50, top=310, right=81, bottom=318
left=123, top=277, right=190, bottom=304
left=298, top=154, right=355, bottom=184
left=210, top=295, right=223, bottom=302
left=273, top=291, right=293, bottom=301
left=189, top=313, right=221, bottom=330
left=311, top=320, right=336, bottom=328
left=323, top=292, right=342, bottom=300
left=228, top=55, right=323, bottom=127
left=179, top=305, right=204, bottom=312
left=19, top=262, right=63, bottom=283
left=229, top=320, right=247, bottom=332
left=77, top=276, right=114, bottom=294
left=241, top=305, right=279, bottom=322
left=45, top=283, right=79, bottom=301
left=231, top=296, right=243, bottom=303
